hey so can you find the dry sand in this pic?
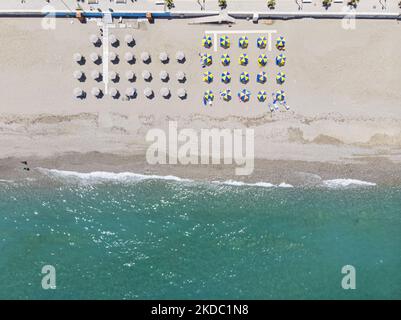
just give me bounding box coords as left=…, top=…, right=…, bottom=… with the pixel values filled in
left=1, top=17, right=401, bottom=184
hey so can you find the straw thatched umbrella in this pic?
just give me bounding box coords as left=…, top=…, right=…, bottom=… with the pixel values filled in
left=90, top=34, right=100, bottom=46
left=91, top=70, right=101, bottom=81
left=125, top=34, right=134, bottom=45
left=124, top=52, right=134, bottom=63
left=90, top=52, right=99, bottom=63
left=176, top=51, right=185, bottom=62
left=109, top=52, right=118, bottom=63
left=159, top=52, right=169, bottom=63
left=177, top=88, right=187, bottom=99
left=73, top=87, right=83, bottom=98
left=109, top=87, right=119, bottom=98
left=176, top=71, right=185, bottom=82
left=160, top=87, right=170, bottom=98
left=73, top=70, right=83, bottom=80
left=160, top=70, right=169, bottom=81
left=141, top=52, right=150, bottom=63
left=142, top=70, right=151, bottom=81
left=91, top=87, right=101, bottom=97
left=73, top=53, right=82, bottom=63
left=126, top=70, right=135, bottom=81
left=109, top=34, right=118, bottom=46
left=125, top=87, right=137, bottom=98
left=144, top=87, right=153, bottom=98
left=109, top=71, right=118, bottom=82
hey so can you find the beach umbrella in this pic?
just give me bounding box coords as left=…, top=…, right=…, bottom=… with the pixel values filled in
left=177, top=88, right=187, bottom=99
left=203, top=90, right=214, bottom=104
left=258, top=54, right=268, bottom=66
left=109, top=52, right=118, bottom=63
left=144, top=87, right=153, bottom=98
left=142, top=70, right=151, bottom=81
left=276, top=71, right=286, bottom=84
left=73, top=53, right=82, bottom=63
left=109, top=87, right=119, bottom=98
left=256, top=71, right=267, bottom=84
left=124, top=52, right=134, bottom=63
left=240, top=71, right=250, bottom=84
left=257, top=90, right=267, bottom=102
left=159, top=52, right=169, bottom=63
left=176, top=71, right=186, bottom=82
left=201, top=53, right=212, bottom=66
left=160, top=70, right=169, bottom=81
left=160, top=87, right=170, bottom=98
left=202, top=35, right=212, bottom=48
left=238, top=89, right=251, bottom=102
left=220, top=35, right=230, bottom=49
left=73, top=87, right=83, bottom=98
left=239, top=53, right=249, bottom=66
left=220, top=53, right=230, bottom=66
left=73, top=70, right=83, bottom=80
left=91, top=87, right=101, bottom=97
left=203, top=71, right=213, bottom=83
left=125, top=34, right=134, bottom=45
left=276, top=36, right=286, bottom=50
left=90, top=34, right=100, bottom=46
left=126, top=70, right=135, bottom=81
left=221, top=71, right=231, bottom=84
left=109, top=34, right=118, bottom=46
left=141, top=51, right=150, bottom=63
left=125, top=87, right=136, bottom=98
left=91, top=70, right=101, bottom=80
left=176, top=51, right=185, bottom=62
left=276, top=53, right=286, bottom=67
left=90, top=52, right=100, bottom=63
left=220, top=89, right=232, bottom=102
left=276, top=90, right=285, bottom=102
left=109, top=71, right=118, bottom=82
left=238, top=36, right=249, bottom=49
left=257, top=36, right=267, bottom=49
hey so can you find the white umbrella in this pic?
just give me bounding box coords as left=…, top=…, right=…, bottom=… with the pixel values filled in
left=160, top=87, right=170, bottom=98
left=73, top=53, right=82, bottom=63
left=160, top=70, right=169, bottom=81
left=73, top=87, right=83, bottom=98
left=109, top=34, right=118, bottom=46
left=91, top=70, right=101, bottom=80
left=124, top=52, right=134, bottom=63
left=91, top=87, right=101, bottom=97
left=141, top=52, right=150, bottom=63
left=125, top=87, right=136, bottom=98
left=159, top=52, right=169, bottom=63
left=90, top=34, right=100, bottom=45
left=177, top=88, right=186, bottom=99
left=176, top=51, right=185, bottom=62
left=90, top=52, right=99, bottom=63
left=144, top=87, right=153, bottom=98
left=125, top=34, right=134, bottom=45
left=109, top=52, right=118, bottom=62
left=109, top=71, right=118, bottom=82
left=126, top=71, right=135, bottom=81
left=73, top=70, right=83, bottom=80
left=176, top=71, right=185, bottom=81
left=142, top=70, right=151, bottom=81
left=109, top=87, right=119, bottom=98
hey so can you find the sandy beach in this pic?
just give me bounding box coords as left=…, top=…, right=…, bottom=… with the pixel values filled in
left=1, top=17, right=401, bottom=185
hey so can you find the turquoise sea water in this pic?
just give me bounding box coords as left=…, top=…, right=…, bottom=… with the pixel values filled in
left=0, top=173, right=400, bottom=299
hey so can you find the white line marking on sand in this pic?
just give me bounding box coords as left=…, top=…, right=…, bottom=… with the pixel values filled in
left=103, top=24, right=109, bottom=95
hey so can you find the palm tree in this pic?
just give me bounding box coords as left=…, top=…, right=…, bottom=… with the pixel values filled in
left=218, top=0, right=227, bottom=9
left=347, top=0, right=360, bottom=8
left=267, top=0, right=276, bottom=10
left=165, top=0, right=175, bottom=10
left=322, top=0, right=332, bottom=9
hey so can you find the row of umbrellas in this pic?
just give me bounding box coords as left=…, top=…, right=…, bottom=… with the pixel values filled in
left=202, top=35, right=286, bottom=50
left=202, top=71, right=286, bottom=84
left=73, top=51, right=186, bottom=65
left=73, top=70, right=186, bottom=82
left=89, top=34, right=136, bottom=47
left=74, top=87, right=187, bottom=99
left=203, top=89, right=286, bottom=103
left=201, top=53, right=286, bottom=67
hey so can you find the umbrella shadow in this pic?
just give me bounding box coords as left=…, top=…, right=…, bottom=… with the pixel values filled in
left=77, top=57, right=86, bottom=65
left=78, top=74, right=86, bottom=82
left=162, top=93, right=171, bottom=99
left=111, top=91, right=120, bottom=99
left=94, top=57, right=102, bottom=65
left=144, top=75, right=153, bottom=82
left=178, top=94, right=187, bottom=100
left=177, top=57, right=186, bottom=64
left=178, top=77, right=186, bottom=84
left=94, top=74, right=103, bottom=82
left=111, top=56, right=120, bottom=64
left=127, top=56, right=136, bottom=65
left=95, top=90, right=104, bottom=99
left=161, top=58, right=170, bottom=64
left=143, top=57, right=152, bottom=64
left=111, top=40, right=120, bottom=48
left=111, top=74, right=120, bottom=83
left=128, top=75, right=136, bottom=83
left=127, top=39, right=136, bottom=48
left=161, top=75, right=170, bottom=83
left=146, top=92, right=155, bottom=100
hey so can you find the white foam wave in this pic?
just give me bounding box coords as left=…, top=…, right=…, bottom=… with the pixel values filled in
left=215, top=180, right=293, bottom=188
left=323, top=179, right=376, bottom=188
